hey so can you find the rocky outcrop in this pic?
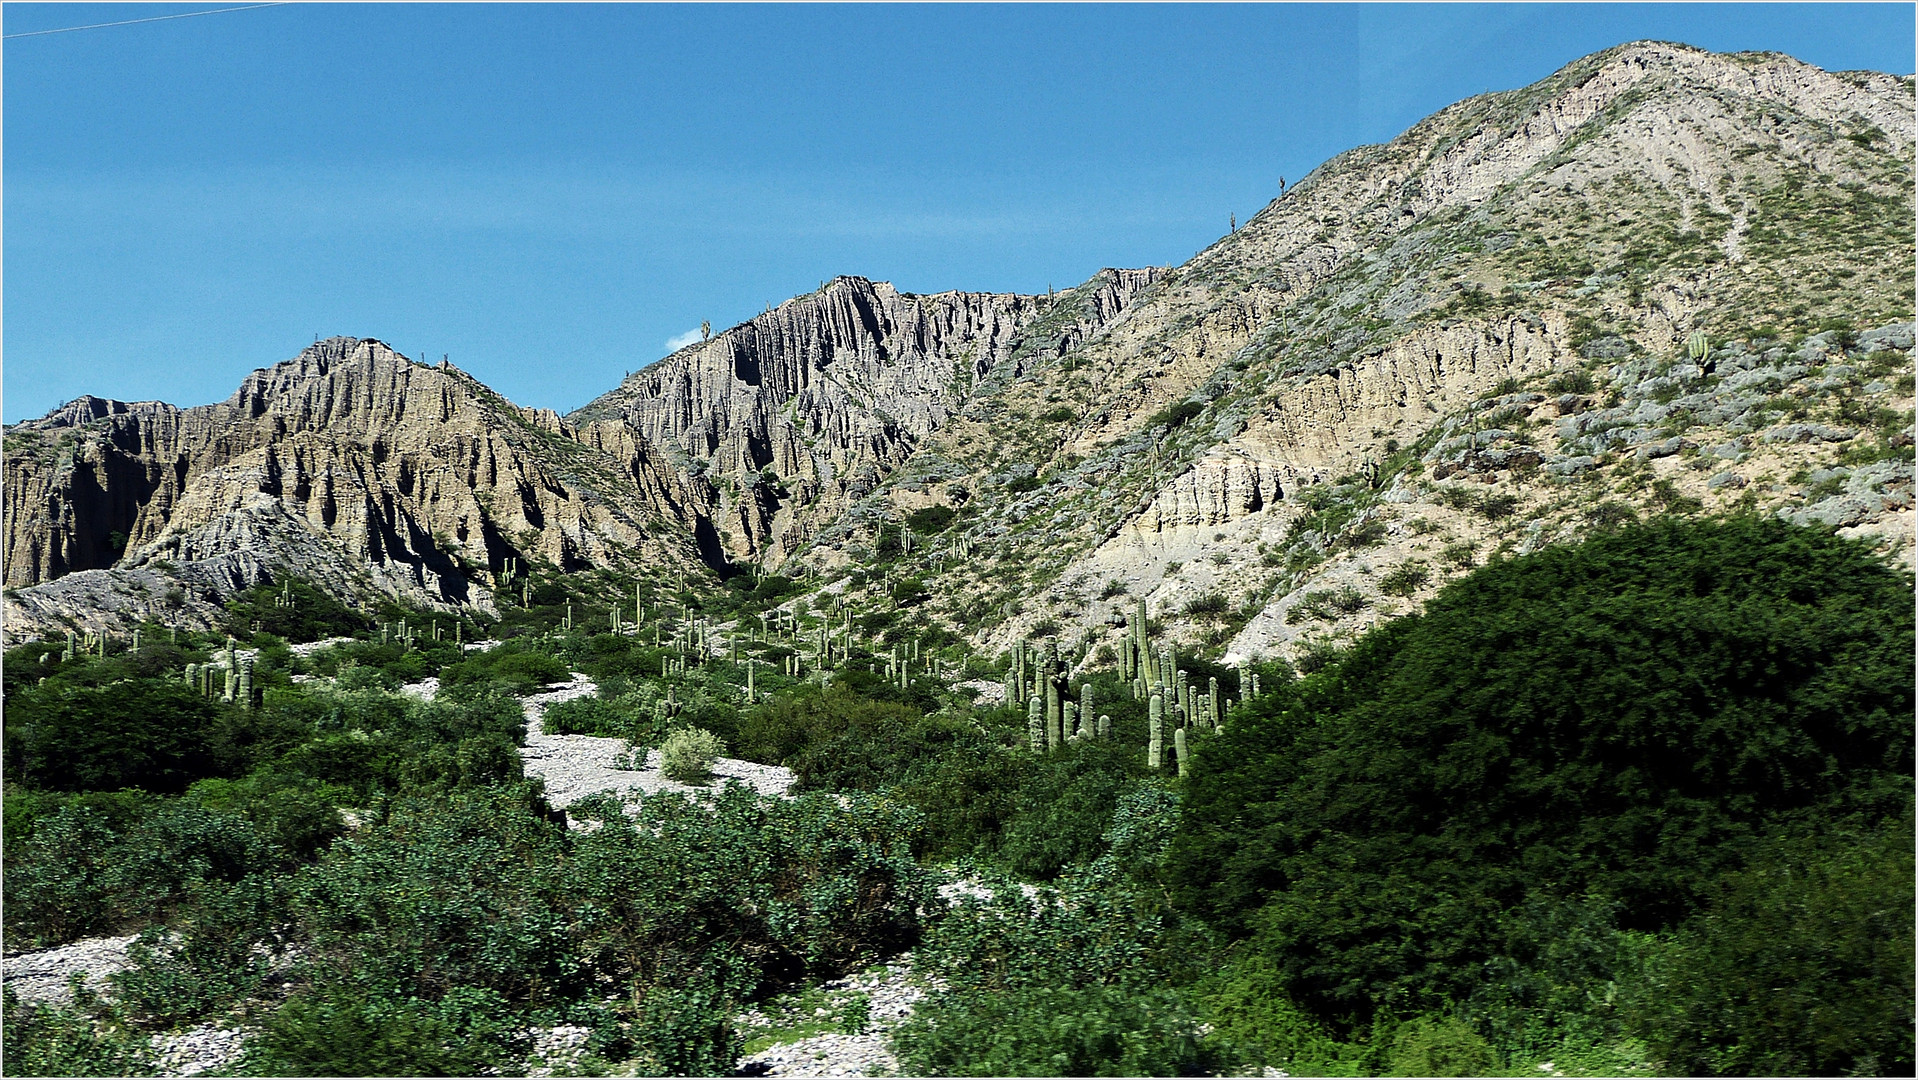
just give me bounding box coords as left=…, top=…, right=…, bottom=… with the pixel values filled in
left=570, top=270, right=1163, bottom=560
left=3, top=339, right=710, bottom=641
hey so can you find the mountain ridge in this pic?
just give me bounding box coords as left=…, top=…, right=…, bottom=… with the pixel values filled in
left=5, top=40, right=1911, bottom=658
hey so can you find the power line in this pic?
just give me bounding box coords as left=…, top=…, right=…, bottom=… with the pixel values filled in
left=3, top=3, right=289, bottom=40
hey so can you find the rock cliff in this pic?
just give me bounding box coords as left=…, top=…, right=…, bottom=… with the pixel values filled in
left=4, top=339, right=710, bottom=640
left=569, top=270, right=1163, bottom=561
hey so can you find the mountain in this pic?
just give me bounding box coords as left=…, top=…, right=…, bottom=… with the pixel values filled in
left=6, top=41, right=1912, bottom=658
left=3, top=339, right=713, bottom=639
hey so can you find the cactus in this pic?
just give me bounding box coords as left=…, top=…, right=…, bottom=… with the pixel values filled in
left=1079, top=683, right=1093, bottom=732
left=1097, top=713, right=1111, bottom=739
left=186, top=662, right=199, bottom=687
left=1044, top=645, right=1062, bottom=750
left=1063, top=701, right=1079, bottom=741
left=1686, top=329, right=1711, bottom=363
left=1148, top=693, right=1164, bottom=768
left=239, top=658, right=254, bottom=709
left=1027, top=696, right=1045, bottom=752
left=1175, top=727, right=1189, bottom=777
left=1209, top=677, right=1221, bottom=730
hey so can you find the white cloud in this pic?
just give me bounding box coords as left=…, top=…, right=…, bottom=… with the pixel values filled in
left=665, top=328, right=703, bottom=352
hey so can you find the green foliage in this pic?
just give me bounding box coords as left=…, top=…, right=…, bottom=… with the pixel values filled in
left=893, top=982, right=1224, bottom=1077
left=905, top=505, right=959, bottom=534
left=1171, top=516, right=1914, bottom=1028
left=1195, top=953, right=1368, bottom=1076
left=1, top=983, right=157, bottom=1077
left=113, top=874, right=293, bottom=1027
left=659, top=727, right=726, bottom=784
left=1387, top=1016, right=1497, bottom=1077
left=1377, top=561, right=1431, bottom=597
left=992, top=743, right=1154, bottom=880
left=4, top=678, right=224, bottom=793
left=244, top=984, right=520, bottom=1077
left=1621, top=812, right=1915, bottom=1076
left=222, top=578, right=369, bottom=644
left=631, top=980, right=743, bottom=1077
left=1148, top=400, right=1207, bottom=428
left=439, top=642, right=570, bottom=695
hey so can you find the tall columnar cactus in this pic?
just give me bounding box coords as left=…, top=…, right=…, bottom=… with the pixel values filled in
left=1097, top=713, right=1111, bottom=739
left=1044, top=644, right=1062, bottom=750
left=239, top=659, right=254, bottom=709
left=1028, top=696, right=1045, bottom=752
left=131, top=628, right=143, bottom=653
left=1209, top=677, right=1221, bottom=730
left=1148, top=693, right=1164, bottom=769
left=224, top=664, right=237, bottom=702
left=186, top=662, right=199, bottom=687
left=1063, top=701, right=1079, bottom=741
left=1686, top=329, right=1711, bottom=363
left=1079, top=683, right=1093, bottom=731
left=1174, top=726, right=1189, bottom=778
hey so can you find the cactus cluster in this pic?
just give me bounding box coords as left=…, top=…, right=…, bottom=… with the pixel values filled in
left=1005, top=636, right=1104, bottom=751
left=1125, top=598, right=1244, bottom=772
left=181, top=635, right=255, bottom=708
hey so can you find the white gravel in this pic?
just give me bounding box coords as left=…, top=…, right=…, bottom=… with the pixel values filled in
left=516, top=673, right=795, bottom=812
left=735, top=958, right=932, bottom=1078
left=2, top=933, right=138, bottom=1004
left=150, top=1023, right=249, bottom=1076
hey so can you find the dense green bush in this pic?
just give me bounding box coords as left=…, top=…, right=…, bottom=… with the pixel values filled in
left=4, top=679, right=224, bottom=793
left=438, top=644, right=569, bottom=694
left=1171, top=516, right=1914, bottom=1031
left=1621, top=811, right=1915, bottom=1076
left=222, top=579, right=369, bottom=644
left=894, top=982, right=1223, bottom=1077
left=1, top=985, right=156, bottom=1077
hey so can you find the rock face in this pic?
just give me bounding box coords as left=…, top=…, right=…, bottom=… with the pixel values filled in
left=570, top=271, right=1162, bottom=560
left=4, top=339, right=710, bottom=640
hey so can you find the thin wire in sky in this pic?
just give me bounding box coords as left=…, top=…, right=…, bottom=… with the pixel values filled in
left=3, top=3, right=288, bottom=40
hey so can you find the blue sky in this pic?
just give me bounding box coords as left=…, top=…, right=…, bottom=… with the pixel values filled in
left=5, top=3, right=1913, bottom=422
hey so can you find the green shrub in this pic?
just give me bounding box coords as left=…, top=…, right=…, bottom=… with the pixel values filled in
left=1378, top=562, right=1431, bottom=597
left=892, top=983, right=1224, bottom=1077
left=1621, top=813, right=1915, bottom=1076
left=659, top=728, right=726, bottom=785
left=245, top=986, right=500, bottom=1077
left=3, top=679, right=224, bottom=793
left=905, top=505, right=959, bottom=534
left=1171, top=516, right=1914, bottom=1027
left=1387, top=1016, right=1497, bottom=1077
left=0, top=984, right=157, bottom=1077
left=222, top=578, right=369, bottom=644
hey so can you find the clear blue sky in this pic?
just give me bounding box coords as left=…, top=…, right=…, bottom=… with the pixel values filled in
left=5, top=3, right=1912, bottom=422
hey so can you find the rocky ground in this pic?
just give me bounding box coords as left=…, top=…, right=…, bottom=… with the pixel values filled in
left=517, top=673, right=796, bottom=811
left=732, top=958, right=930, bottom=1078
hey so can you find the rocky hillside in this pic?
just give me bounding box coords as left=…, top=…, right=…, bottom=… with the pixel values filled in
left=570, top=270, right=1163, bottom=563
left=3, top=339, right=713, bottom=640
left=5, top=42, right=1911, bottom=658
left=769, top=41, right=1914, bottom=667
